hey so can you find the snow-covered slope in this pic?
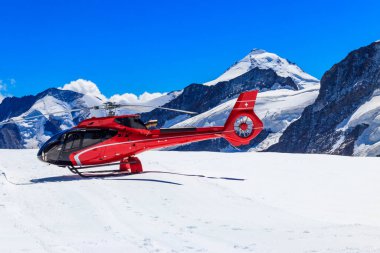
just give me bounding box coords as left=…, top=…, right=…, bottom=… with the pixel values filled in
left=173, top=85, right=320, bottom=151
left=335, top=88, right=380, bottom=156
left=17, top=95, right=81, bottom=148
left=204, top=49, right=319, bottom=89
left=1, top=150, right=380, bottom=252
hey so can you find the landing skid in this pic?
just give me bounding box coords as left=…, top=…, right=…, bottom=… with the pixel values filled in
left=68, top=166, right=134, bottom=178
left=68, top=157, right=143, bottom=178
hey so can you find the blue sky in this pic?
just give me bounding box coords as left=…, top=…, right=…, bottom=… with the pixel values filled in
left=1, top=0, right=380, bottom=98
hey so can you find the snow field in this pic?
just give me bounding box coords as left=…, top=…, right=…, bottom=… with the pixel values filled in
left=1, top=150, right=380, bottom=252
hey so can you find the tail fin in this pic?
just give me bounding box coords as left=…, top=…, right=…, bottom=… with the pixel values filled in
left=223, top=91, right=264, bottom=147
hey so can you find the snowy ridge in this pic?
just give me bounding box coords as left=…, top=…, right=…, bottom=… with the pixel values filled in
left=173, top=85, right=320, bottom=150
left=17, top=95, right=75, bottom=148
left=335, top=88, right=380, bottom=156
left=1, top=150, right=380, bottom=252
left=204, top=49, right=319, bottom=89
left=111, top=90, right=183, bottom=114
left=146, top=90, right=183, bottom=107
left=15, top=94, right=103, bottom=148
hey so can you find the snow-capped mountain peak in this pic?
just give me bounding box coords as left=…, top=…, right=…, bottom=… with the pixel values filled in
left=204, top=49, right=319, bottom=88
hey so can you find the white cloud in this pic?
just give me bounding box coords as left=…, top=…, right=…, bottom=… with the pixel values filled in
left=60, top=79, right=107, bottom=101
left=109, top=92, right=166, bottom=104
left=0, top=94, right=4, bottom=103
left=59, top=78, right=167, bottom=107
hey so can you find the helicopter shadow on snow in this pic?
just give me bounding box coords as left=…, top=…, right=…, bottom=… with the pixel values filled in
left=29, top=174, right=183, bottom=185
left=105, top=171, right=245, bottom=184
left=29, top=171, right=245, bottom=185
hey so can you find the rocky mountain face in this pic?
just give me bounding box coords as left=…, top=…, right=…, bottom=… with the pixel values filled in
left=0, top=124, right=23, bottom=149
left=269, top=41, right=380, bottom=156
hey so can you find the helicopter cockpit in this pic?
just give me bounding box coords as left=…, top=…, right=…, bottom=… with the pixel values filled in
left=37, top=128, right=117, bottom=166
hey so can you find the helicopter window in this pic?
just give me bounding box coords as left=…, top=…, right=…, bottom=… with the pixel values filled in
left=81, top=129, right=118, bottom=148
left=63, top=132, right=83, bottom=151
left=61, top=129, right=118, bottom=151
left=105, top=129, right=118, bottom=138
left=38, top=129, right=70, bottom=151
left=114, top=118, right=147, bottom=129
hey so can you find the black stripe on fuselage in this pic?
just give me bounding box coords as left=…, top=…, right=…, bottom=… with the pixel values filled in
left=159, top=127, right=197, bottom=133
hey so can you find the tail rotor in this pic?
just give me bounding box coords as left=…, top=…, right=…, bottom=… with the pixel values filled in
left=223, top=91, right=263, bottom=146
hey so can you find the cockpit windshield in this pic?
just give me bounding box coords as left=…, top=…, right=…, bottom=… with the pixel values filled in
left=37, top=129, right=70, bottom=156
left=38, top=128, right=118, bottom=165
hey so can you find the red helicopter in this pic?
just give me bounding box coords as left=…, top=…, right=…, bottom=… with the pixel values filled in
left=1, top=91, right=263, bottom=177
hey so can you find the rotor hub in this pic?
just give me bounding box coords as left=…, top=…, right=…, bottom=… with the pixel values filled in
left=234, top=116, right=254, bottom=138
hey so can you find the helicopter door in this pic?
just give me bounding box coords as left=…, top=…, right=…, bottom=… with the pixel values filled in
left=58, top=131, right=85, bottom=165
left=78, top=130, right=107, bottom=164
left=58, top=129, right=117, bottom=165
left=59, top=130, right=105, bottom=165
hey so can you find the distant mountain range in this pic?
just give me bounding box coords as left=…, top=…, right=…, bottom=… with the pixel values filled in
left=1, top=41, right=379, bottom=156
left=141, top=49, right=320, bottom=152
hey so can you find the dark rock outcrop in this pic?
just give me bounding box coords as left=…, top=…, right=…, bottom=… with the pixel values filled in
left=0, top=124, right=23, bottom=149
left=268, top=41, right=380, bottom=155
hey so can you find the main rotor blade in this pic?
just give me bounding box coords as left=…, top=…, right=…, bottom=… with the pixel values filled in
left=0, top=102, right=197, bottom=126
left=0, top=108, right=85, bottom=126
left=116, top=104, right=198, bottom=115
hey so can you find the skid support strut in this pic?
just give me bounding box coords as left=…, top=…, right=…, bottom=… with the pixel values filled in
left=120, top=156, right=143, bottom=173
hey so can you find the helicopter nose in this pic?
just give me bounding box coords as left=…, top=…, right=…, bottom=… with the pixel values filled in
left=37, top=150, right=47, bottom=162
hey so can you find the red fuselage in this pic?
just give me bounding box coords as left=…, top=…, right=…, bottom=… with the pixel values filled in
left=71, top=116, right=226, bottom=166
left=37, top=91, right=264, bottom=170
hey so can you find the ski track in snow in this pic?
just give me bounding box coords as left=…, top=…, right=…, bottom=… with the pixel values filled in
left=1, top=150, right=380, bottom=253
